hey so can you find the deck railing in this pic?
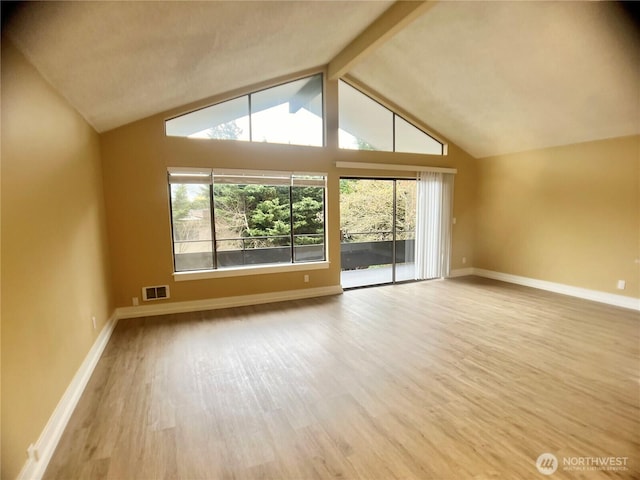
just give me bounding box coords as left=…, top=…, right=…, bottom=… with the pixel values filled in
left=174, top=233, right=415, bottom=272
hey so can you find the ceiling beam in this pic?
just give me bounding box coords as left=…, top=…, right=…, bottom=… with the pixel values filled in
left=328, top=1, right=436, bottom=81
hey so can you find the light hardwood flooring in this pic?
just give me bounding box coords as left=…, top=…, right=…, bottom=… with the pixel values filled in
left=44, top=277, right=640, bottom=479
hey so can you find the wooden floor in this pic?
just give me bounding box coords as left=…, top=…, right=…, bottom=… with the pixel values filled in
left=45, top=277, right=639, bottom=479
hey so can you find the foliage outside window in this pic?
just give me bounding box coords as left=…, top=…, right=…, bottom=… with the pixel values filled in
left=339, top=179, right=416, bottom=243
left=169, top=169, right=326, bottom=272
left=165, top=74, right=323, bottom=147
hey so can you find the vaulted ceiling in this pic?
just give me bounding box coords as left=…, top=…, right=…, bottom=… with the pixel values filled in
left=4, top=1, right=639, bottom=158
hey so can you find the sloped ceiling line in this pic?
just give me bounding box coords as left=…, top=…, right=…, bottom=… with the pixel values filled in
left=328, top=1, right=436, bottom=80
left=5, top=1, right=639, bottom=158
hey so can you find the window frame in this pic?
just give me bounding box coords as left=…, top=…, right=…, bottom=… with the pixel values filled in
left=168, top=168, right=329, bottom=280
left=165, top=73, right=325, bottom=148
left=338, top=79, right=444, bottom=155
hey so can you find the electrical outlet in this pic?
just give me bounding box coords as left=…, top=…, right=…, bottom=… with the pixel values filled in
left=92, top=316, right=97, bottom=330
left=617, top=280, right=626, bottom=290
left=132, top=297, right=139, bottom=306
left=462, top=257, right=467, bottom=264
left=304, top=274, right=309, bottom=283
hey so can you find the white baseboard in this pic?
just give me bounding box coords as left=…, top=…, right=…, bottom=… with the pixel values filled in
left=470, top=268, right=640, bottom=311
left=115, top=285, right=344, bottom=319
left=18, top=273, right=632, bottom=479
left=18, top=314, right=119, bottom=480
left=16, top=285, right=342, bottom=479
left=448, top=268, right=474, bottom=278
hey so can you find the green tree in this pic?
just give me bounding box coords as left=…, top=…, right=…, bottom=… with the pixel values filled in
left=191, top=185, right=210, bottom=210
left=292, top=187, right=324, bottom=244
left=212, top=184, right=325, bottom=248
left=171, top=184, right=192, bottom=221
left=212, top=184, right=253, bottom=244
left=248, top=196, right=291, bottom=246
left=339, top=179, right=416, bottom=243
left=340, top=180, right=394, bottom=242
left=340, top=179, right=355, bottom=194
left=395, top=181, right=416, bottom=236
left=206, top=120, right=243, bottom=140
left=171, top=184, right=212, bottom=250
left=356, top=137, right=376, bottom=150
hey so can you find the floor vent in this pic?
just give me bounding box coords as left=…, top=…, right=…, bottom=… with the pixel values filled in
left=142, top=285, right=170, bottom=301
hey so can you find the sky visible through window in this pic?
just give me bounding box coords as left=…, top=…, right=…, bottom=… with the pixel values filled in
left=186, top=107, right=376, bottom=150
left=168, top=75, right=442, bottom=154
left=188, top=103, right=323, bottom=147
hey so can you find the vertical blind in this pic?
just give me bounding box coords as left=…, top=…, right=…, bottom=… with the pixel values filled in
left=415, top=171, right=454, bottom=280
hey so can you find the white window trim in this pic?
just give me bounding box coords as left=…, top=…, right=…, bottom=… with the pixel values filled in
left=169, top=168, right=328, bottom=277
left=167, top=167, right=328, bottom=183
left=165, top=73, right=324, bottom=147
left=335, top=161, right=457, bottom=174
left=173, top=261, right=330, bottom=282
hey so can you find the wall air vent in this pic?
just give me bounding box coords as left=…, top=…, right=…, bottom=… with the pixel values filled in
left=142, top=285, right=170, bottom=301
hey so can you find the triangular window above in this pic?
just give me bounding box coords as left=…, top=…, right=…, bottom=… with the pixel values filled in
left=166, top=74, right=323, bottom=147
left=169, top=96, right=251, bottom=141
left=338, top=80, right=443, bottom=155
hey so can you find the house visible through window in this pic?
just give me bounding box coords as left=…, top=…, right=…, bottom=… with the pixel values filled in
left=168, top=169, right=326, bottom=272
left=165, top=74, right=323, bottom=147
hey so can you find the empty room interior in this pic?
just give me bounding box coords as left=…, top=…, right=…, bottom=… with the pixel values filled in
left=2, top=1, right=639, bottom=479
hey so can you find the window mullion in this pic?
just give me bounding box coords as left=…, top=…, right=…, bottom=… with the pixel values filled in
left=209, top=183, right=218, bottom=269
left=392, top=180, right=397, bottom=283
left=322, top=186, right=327, bottom=262
left=392, top=114, right=396, bottom=152
left=248, top=94, right=253, bottom=142
left=168, top=179, right=178, bottom=273
left=289, top=185, right=295, bottom=263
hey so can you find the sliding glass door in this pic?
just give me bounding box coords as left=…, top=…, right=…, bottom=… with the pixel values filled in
left=340, top=178, right=416, bottom=288
left=394, top=179, right=417, bottom=282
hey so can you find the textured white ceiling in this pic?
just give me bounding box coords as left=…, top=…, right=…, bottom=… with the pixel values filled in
left=4, top=1, right=392, bottom=132
left=351, top=1, right=640, bottom=158
left=5, top=1, right=639, bottom=157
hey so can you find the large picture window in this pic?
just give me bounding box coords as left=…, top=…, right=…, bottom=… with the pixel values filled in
left=168, top=169, right=326, bottom=273
left=165, top=74, right=323, bottom=147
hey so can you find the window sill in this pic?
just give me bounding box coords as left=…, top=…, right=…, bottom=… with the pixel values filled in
left=173, top=261, right=330, bottom=282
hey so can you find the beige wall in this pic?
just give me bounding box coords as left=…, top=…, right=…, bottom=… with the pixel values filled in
left=1, top=40, right=114, bottom=479
left=476, top=135, right=640, bottom=298
left=1, top=29, right=637, bottom=480
left=100, top=75, right=477, bottom=307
